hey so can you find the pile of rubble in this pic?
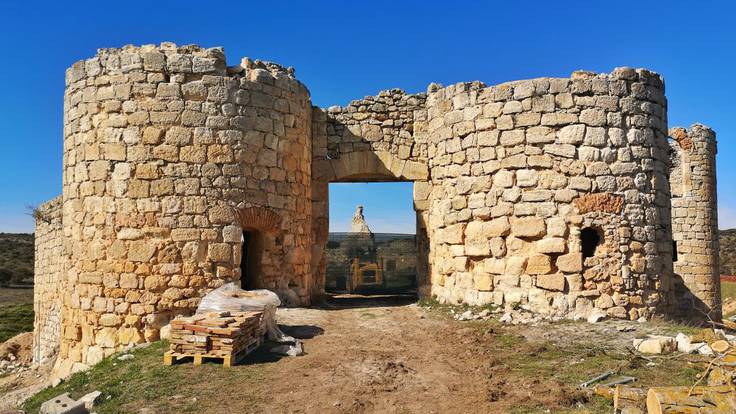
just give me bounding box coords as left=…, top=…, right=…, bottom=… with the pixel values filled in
left=452, top=306, right=594, bottom=325
left=590, top=328, right=736, bottom=413
left=169, top=311, right=263, bottom=357
left=0, top=332, right=32, bottom=375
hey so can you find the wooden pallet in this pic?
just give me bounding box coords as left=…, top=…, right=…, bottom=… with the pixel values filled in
left=163, top=336, right=262, bottom=367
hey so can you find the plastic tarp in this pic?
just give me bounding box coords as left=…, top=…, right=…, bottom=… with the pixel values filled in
left=196, top=283, right=301, bottom=354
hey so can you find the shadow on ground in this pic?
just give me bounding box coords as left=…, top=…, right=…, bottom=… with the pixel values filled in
left=316, top=292, right=418, bottom=310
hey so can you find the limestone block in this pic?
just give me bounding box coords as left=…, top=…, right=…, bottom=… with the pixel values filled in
left=595, top=293, right=614, bottom=309
left=535, top=237, right=566, bottom=253
left=119, top=273, right=138, bottom=289
left=500, top=130, right=525, bottom=146
left=557, top=124, right=586, bottom=144
left=516, top=169, right=538, bottom=187
left=510, top=217, right=546, bottom=238
left=208, top=204, right=234, bottom=224
left=490, top=237, right=507, bottom=258
left=607, top=306, right=628, bottom=319
left=438, top=223, right=465, bottom=244
left=536, top=274, right=565, bottom=291
left=95, top=328, right=117, bottom=348
left=505, top=257, right=528, bottom=276
left=526, top=126, right=555, bottom=144
left=493, top=169, right=514, bottom=188
left=207, top=243, right=232, bottom=262
left=127, top=240, right=157, bottom=262
left=117, top=228, right=143, bottom=240
left=118, top=327, right=143, bottom=345
left=546, top=217, right=567, bottom=237
left=143, top=275, right=166, bottom=290
left=99, top=314, right=121, bottom=327
left=634, top=336, right=676, bottom=354
left=526, top=254, right=553, bottom=275
left=473, top=273, right=493, bottom=291
left=465, top=240, right=490, bottom=256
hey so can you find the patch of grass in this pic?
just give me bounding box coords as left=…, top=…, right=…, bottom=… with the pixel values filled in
left=721, top=281, right=736, bottom=319
left=0, top=303, right=34, bottom=342
left=722, top=281, right=736, bottom=300
left=481, top=320, right=704, bottom=413
left=23, top=341, right=268, bottom=414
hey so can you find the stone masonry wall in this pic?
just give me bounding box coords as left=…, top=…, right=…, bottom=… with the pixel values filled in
left=55, top=43, right=311, bottom=377
left=33, top=196, right=64, bottom=364
left=670, top=124, right=720, bottom=319
left=423, top=69, right=673, bottom=320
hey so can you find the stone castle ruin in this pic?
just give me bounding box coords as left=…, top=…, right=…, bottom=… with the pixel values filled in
left=33, top=43, right=719, bottom=377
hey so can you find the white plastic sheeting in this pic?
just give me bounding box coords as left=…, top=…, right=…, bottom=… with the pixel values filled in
left=196, top=283, right=302, bottom=354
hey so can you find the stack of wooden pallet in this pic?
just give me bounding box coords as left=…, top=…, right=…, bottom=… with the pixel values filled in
left=166, top=311, right=264, bottom=365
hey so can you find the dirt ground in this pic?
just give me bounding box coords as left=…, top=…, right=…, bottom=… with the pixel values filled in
left=6, top=294, right=707, bottom=414
left=261, top=295, right=495, bottom=413
left=244, top=295, right=697, bottom=414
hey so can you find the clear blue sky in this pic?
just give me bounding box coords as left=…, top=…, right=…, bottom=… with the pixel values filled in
left=1, top=0, right=734, bottom=233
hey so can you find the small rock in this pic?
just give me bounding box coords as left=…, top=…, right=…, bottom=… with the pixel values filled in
left=479, top=309, right=491, bottom=318
left=78, top=391, right=102, bottom=409
left=635, top=335, right=677, bottom=354
left=117, top=354, right=134, bottom=361
left=271, top=341, right=304, bottom=356
left=587, top=309, right=607, bottom=323
left=676, top=332, right=694, bottom=353
left=499, top=312, right=513, bottom=324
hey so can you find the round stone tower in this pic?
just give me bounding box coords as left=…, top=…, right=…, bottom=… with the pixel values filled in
left=422, top=68, right=673, bottom=321
left=669, top=124, right=720, bottom=319
left=57, top=43, right=312, bottom=375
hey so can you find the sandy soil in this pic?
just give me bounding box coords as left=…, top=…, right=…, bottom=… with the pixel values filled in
left=251, top=295, right=494, bottom=413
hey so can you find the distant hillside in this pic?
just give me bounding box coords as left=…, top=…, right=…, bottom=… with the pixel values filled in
left=0, top=233, right=34, bottom=286
left=722, top=229, right=736, bottom=276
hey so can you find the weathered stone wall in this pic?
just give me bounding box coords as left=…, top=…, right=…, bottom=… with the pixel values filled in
left=669, top=124, right=720, bottom=318
left=33, top=196, right=64, bottom=364
left=423, top=69, right=673, bottom=320
left=56, top=43, right=312, bottom=376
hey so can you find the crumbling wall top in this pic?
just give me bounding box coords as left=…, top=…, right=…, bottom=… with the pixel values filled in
left=65, top=42, right=307, bottom=93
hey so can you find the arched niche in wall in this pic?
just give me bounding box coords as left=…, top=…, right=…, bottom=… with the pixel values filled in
left=235, top=207, right=282, bottom=290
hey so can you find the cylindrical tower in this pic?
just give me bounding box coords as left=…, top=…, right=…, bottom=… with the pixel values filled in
left=423, top=68, right=672, bottom=321
left=57, top=43, right=312, bottom=375
left=669, top=124, right=720, bottom=319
